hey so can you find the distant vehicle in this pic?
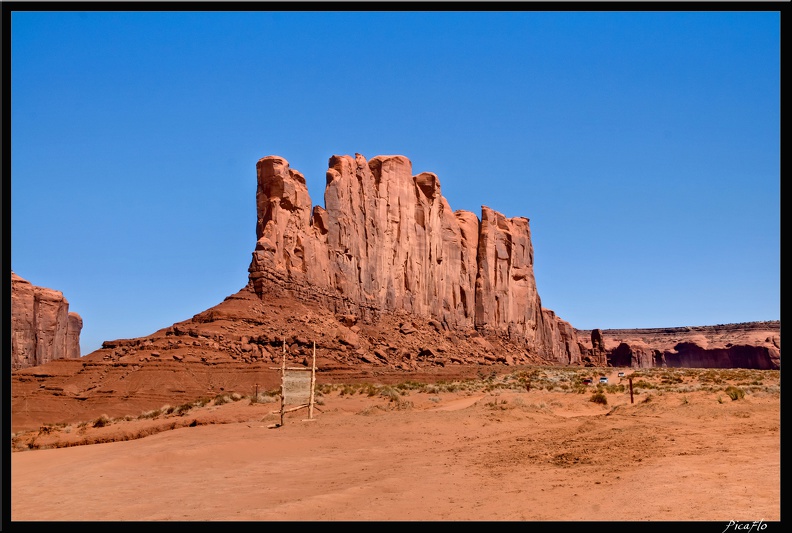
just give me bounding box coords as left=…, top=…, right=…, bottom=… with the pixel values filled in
left=599, top=377, right=608, bottom=384
left=618, top=372, right=625, bottom=377
left=582, top=378, right=593, bottom=385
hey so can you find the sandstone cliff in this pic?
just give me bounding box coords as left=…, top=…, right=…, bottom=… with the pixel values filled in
left=11, top=272, right=82, bottom=370
left=577, top=322, right=780, bottom=370
left=247, top=154, right=581, bottom=364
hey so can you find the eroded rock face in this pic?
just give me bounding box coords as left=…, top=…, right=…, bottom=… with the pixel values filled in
left=665, top=342, right=780, bottom=370
left=11, top=273, right=82, bottom=369
left=609, top=342, right=658, bottom=369
left=248, top=154, right=578, bottom=362
left=584, top=322, right=781, bottom=370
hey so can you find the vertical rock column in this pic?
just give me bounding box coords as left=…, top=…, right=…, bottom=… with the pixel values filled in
left=474, top=206, right=543, bottom=342
left=249, top=156, right=330, bottom=293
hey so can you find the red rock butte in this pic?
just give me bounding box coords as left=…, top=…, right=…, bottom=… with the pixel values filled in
left=11, top=272, right=82, bottom=370
left=247, top=153, right=583, bottom=365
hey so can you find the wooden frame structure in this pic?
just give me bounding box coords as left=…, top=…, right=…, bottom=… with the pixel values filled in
left=269, top=338, right=318, bottom=427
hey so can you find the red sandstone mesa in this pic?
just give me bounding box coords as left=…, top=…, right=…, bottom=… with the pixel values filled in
left=11, top=272, right=82, bottom=370
left=247, top=154, right=581, bottom=365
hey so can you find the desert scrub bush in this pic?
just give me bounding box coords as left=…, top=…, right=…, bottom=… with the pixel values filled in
left=174, top=403, right=193, bottom=415
left=139, top=409, right=162, bottom=420
left=212, top=395, right=228, bottom=406
left=485, top=399, right=510, bottom=410
left=194, top=396, right=213, bottom=407
left=250, top=392, right=278, bottom=405
left=698, top=370, right=724, bottom=384
left=479, top=370, right=498, bottom=382
left=725, top=386, right=745, bottom=401
left=590, top=392, right=608, bottom=405
left=660, top=373, right=684, bottom=385
left=435, top=380, right=463, bottom=393
left=355, top=383, right=377, bottom=397
left=339, top=384, right=357, bottom=396
left=92, top=414, right=112, bottom=428
left=391, top=399, right=414, bottom=410
left=38, top=422, right=67, bottom=435
left=379, top=386, right=402, bottom=402
left=395, top=380, right=425, bottom=391
left=316, top=383, right=335, bottom=394
left=483, top=381, right=511, bottom=393
left=669, top=383, right=702, bottom=394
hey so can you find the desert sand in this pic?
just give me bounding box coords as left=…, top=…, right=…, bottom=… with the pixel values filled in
left=10, top=367, right=780, bottom=522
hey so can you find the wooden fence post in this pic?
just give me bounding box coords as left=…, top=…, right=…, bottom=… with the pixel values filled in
left=309, top=341, right=317, bottom=420
left=280, top=337, right=286, bottom=426
left=629, top=377, right=634, bottom=404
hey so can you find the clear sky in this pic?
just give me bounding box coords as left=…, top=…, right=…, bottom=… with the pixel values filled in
left=9, top=9, right=781, bottom=357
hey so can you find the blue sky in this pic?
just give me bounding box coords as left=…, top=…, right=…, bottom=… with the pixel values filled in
left=10, top=9, right=781, bottom=356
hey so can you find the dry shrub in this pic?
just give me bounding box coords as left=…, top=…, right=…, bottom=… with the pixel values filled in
left=590, top=392, right=608, bottom=405
left=92, top=415, right=111, bottom=428
left=725, top=386, right=745, bottom=401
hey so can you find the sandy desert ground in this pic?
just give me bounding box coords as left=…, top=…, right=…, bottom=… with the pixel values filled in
left=10, top=367, right=780, bottom=523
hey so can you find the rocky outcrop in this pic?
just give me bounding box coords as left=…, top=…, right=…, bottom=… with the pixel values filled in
left=579, top=322, right=781, bottom=370
left=663, top=342, right=780, bottom=370
left=11, top=272, right=82, bottom=370
left=609, top=342, right=660, bottom=369
left=248, top=154, right=578, bottom=363
left=580, top=328, right=609, bottom=367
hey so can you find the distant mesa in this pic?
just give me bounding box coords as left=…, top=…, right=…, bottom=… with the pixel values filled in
left=11, top=272, right=82, bottom=370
